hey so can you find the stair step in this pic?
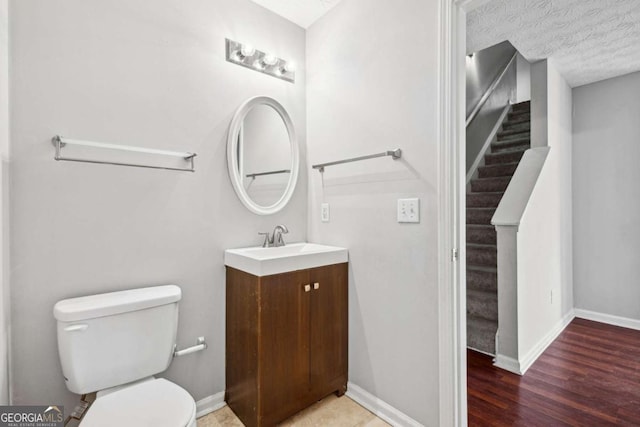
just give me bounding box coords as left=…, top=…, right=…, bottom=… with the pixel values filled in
left=467, top=289, right=498, bottom=321
left=512, top=101, right=530, bottom=112
left=467, top=244, right=497, bottom=267
left=478, top=162, right=519, bottom=178
left=492, top=140, right=530, bottom=154
left=467, top=224, right=496, bottom=244
left=467, top=208, right=496, bottom=225
left=467, top=192, right=503, bottom=208
left=471, top=176, right=510, bottom=193
left=508, top=112, right=530, bottom=122
left=484, top=149, right=526, bottom=166
left=498, top=126, right=530, bottom=138
left=494, top=132, right=531, bottom=144
left=490, top=145, right=530, bottom=155
left=467, top=266, right=497, bottom=293
left=503, top=117, right=530, bottom=129
left=502, top=120, right=530, bottom=130
left=467, top=315, right=497, bottom=354
left=492, top=145, right=529, bottom=156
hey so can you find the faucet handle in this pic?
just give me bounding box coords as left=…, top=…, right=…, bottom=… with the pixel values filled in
left=258, top=232, right=271, bottom=248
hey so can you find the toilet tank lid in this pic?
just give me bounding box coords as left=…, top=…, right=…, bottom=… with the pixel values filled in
left=54, top=285, right=182, bottom=322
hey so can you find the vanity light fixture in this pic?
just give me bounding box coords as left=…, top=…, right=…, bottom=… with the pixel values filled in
left=226, top=38, right=295, bottom=83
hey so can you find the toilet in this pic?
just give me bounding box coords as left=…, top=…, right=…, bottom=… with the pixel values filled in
left=53, top=285, right=197, bottom=427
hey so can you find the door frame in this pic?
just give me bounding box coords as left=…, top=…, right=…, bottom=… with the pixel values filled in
left=437, top=0, right=489, bottom=425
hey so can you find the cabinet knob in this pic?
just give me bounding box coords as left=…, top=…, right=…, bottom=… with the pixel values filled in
left=304, top=284, right=311, bottom=292
left=313, top=282, right=320, bottom=290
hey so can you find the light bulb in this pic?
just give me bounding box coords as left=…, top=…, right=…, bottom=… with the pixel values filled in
left=282, top=61, right=296, bottom=73
left=263, top=53, right=278, bottom=66
left=240, top=43, right=255, bottom=58
left=253, top=59, right=265, bottom=70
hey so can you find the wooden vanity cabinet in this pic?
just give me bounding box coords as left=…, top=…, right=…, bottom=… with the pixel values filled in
left=225, top=263, right=348, bottom=427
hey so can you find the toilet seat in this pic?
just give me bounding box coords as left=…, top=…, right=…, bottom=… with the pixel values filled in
left=80, top=378, right=196, bottom=427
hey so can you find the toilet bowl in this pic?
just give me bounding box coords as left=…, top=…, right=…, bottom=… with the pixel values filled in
left=53, top=285, right=197, bottom=427
left=80, top=378, right=196, bottom=427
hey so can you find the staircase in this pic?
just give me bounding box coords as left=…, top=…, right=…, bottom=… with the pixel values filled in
left=466, top=101, right=531, bottom=355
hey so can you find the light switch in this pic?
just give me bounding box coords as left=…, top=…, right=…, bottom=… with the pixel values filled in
left=397, top=198, right=420, bottom=223
left=321, top=203, right=330, bottom=222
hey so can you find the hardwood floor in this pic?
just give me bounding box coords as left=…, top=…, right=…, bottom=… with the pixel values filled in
left=468, top=318, right=640, bottom=426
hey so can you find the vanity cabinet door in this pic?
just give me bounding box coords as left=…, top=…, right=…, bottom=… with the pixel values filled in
left=226, top=264, right=348, bottom=427
left=309, top=263, right=348, bottom=397
left=259, top=269, right=312, bottom=425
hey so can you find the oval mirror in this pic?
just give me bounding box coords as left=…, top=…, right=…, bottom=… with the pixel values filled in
left=227, top=96, right=299, bottom=215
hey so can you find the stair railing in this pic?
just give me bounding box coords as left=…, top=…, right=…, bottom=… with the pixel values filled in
left=466, top=52, right=518, bottom=127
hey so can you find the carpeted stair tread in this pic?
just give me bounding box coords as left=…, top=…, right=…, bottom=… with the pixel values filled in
left=484, top=149, right=527, bottom=165
left=491, top=133, right=531, bottom=149
left=500, top=120, right=530, bottom=131
left=508, top=111, right=530, bottom=121
left=478, top=162, right=519, bottom=178
left=467, top=224, right=496, bottom=245
left=471, top=176, right=511, bottom=193
left=467, top=243, right=497, bottom=267
left=467, top=266, right=497, bottom=293
left=512, top=101, right=530, bottom=111
left=467, top=289, right=498, bottom=321
left=491, top=142, right=531, bottom=157
left=467, top=315, right=498, bottom=354
left=467, top=192, right=504, bottom=208
left=503, top=117, right=530, bottom=128
left=496, top=132, right=530, bottom=144
left=466, top=208, right=496, bottom=225
left=498, top=126, right=531, bottom=138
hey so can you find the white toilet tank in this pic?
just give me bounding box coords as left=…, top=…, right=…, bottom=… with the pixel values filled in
left=54, top=285, right=182, bottom=395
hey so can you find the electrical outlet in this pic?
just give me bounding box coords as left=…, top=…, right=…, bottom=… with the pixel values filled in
left=321, top=203, right=330, bottom=222
left=550, top=289, right=554, bottom=304
left=397, top=198, right=420, bottom=223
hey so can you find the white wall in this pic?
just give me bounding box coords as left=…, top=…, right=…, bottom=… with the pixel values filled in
left=573, top=71, right=640, bottom=321
left=9, top=0, right=307, bottom=410
left=0, top=0, right=10, bottom=405
left=465, top=40, right=515, bottom=117
left=515, top=53, right=531, bottom=103
left=530, top=60, right=548, bottom=148
left=307, top=1, right=440, bottom=424
left=517, top=59, right=572, bottom=359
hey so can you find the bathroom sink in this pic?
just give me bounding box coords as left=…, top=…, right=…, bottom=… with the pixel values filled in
left=224, top=243, right=348, bottom=276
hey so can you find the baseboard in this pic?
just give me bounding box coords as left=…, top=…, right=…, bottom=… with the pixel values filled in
left=574, top=308, right=640, bottom=331
left=494, top=310, right=574, bottom=376
left=519, top=310, right=575, bottom=375
left=195, top=391, right=226, bottom=418
left=346, top=382, right=423, bottom=427
left=493, top=354, right=522, bottom=375
left=467, top=346, right=494, bottom=358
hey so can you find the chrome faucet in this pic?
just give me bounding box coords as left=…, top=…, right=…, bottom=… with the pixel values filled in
left=272, top=224, right=289, bottom=247
left=258, top=225, right=289, bottom=248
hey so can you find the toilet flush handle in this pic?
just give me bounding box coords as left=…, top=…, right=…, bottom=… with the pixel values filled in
left=173, top=336, right=207, bottom=358
left=64, top=324, right=89, bottom=332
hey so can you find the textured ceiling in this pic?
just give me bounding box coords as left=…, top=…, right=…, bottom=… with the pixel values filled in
left=249, top=0, right=344, bottom=28
left=467, top=0, right=640, bottom=87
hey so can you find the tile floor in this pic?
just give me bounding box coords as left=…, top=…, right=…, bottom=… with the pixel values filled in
left=197, top=394, right=390, bottom=427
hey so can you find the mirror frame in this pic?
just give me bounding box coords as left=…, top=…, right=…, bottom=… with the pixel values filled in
left=227, top=96, right=299, bottom=215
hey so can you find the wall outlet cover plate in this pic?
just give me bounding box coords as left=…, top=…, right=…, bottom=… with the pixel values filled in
left=321, top=203, right=330, bottom=222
